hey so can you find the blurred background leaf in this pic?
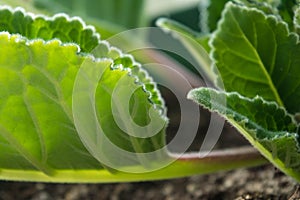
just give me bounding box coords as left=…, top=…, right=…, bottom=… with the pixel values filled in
left=33, top=0, right=146, bottom=28
left=0, top=0, right=47, bottom=14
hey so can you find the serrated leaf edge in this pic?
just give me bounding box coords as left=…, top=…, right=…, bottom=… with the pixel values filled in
left=209, top=2, right=300, bottom=105
left=0, top=5, right=166, bottom=116
left=188, top=87, right=299, bottom=141
left=0, top=5, right=101, bottom=49
left=188, top=87, right=300, bottom=181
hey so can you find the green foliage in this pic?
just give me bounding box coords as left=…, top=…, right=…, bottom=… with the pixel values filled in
left=210, top=2, right=300, bottom=114
left=188, top=88, right=298, bottom=134
left=0, top=34, right=99, bottom=172
left=0, top=6, right=170, bottom=181
left=188, top=88, right=300, bottom=181
left=278, top=0, right=299, bottom=28
left=0, top=0, right=289, bottom=183
left=159, top=0, right=300, bottom=182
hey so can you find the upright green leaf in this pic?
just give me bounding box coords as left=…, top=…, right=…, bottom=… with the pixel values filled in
left=211, top=2, right=300, bottom=113
left=156, top=18, right=215, bottom=83
left=199, top=0, right=280, bottom=33
left=188, top=87, right=300, bottom=181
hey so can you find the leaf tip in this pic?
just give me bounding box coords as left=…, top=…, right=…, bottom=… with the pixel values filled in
left=187, top=87, right=207, bottom=101
left=187, top=88, right=198, bottom=101
left=155, top=17, right=169, bottom=28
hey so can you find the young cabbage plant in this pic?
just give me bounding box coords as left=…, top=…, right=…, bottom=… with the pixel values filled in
left=158, top=0, right=300, bottom=182
left=0, top=5, right=266, bottom=183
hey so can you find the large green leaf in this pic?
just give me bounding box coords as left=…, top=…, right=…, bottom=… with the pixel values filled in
left=0, top=34, right=101, bottom=172
left=188, top=87, right=300, bottom=181
left=211, top=2, right=300, bottom=114
left=0, top=6, right=170, bottom=179
left=0, top=32, right=168, bottom=169
left=0, top=7, right=162, bottom=105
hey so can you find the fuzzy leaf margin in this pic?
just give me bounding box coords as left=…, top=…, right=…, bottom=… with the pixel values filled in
left=188, top=87, right=300, bottom=181
left=0, top=6, right=100, bottom=52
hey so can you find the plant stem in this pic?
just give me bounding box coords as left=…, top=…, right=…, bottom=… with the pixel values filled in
left=167, top=146, right=267, bottom=177
left=0, top=146, right=267, bottom=183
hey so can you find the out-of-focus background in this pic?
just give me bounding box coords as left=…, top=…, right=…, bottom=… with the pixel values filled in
left=0, top=0, right=298, bottom=199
